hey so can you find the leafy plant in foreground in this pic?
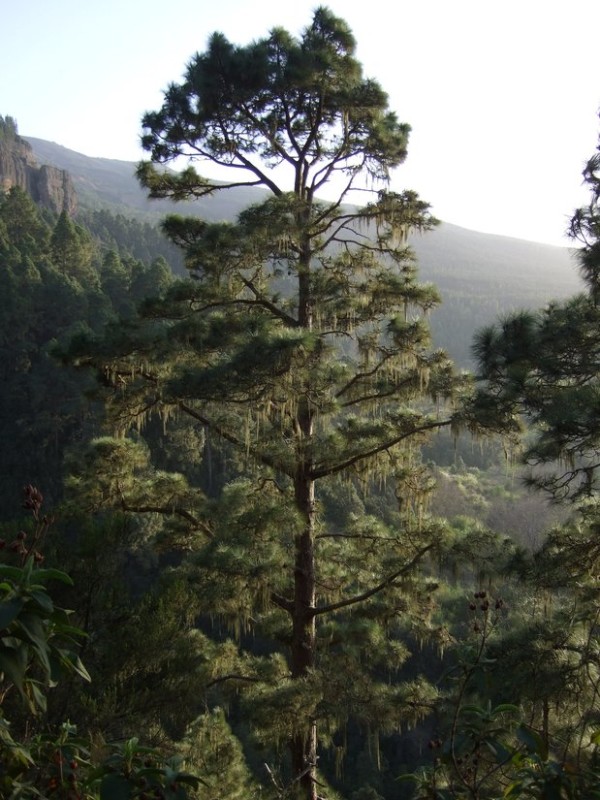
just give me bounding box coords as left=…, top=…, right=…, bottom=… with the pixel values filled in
left=0, top=488, right=201, bottom=799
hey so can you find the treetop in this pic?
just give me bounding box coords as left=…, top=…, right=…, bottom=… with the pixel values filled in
left=139, top=6, right=411, bottom=203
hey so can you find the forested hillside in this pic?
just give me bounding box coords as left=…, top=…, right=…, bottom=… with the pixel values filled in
left=1, top=9, right=599, bottom=800
left=0, top=184, right=174, bottom=510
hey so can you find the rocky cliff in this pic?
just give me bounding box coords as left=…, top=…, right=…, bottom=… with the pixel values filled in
left=0, top=120, right=77, bottom=215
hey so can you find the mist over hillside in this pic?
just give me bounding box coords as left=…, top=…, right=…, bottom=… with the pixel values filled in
left=26, top=135, right=581, bottom=367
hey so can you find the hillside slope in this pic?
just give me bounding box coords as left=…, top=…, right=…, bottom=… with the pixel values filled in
left=26, top=136, right=581, bottom=366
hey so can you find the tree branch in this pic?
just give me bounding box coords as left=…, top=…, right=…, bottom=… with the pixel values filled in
left=176, top=401, right=294, bottom=477
left=311, top=418, right=453, bottom=480
left=205, top=673, right=263, bottom=689
left=120, top=500, right=213, bottom=539
left=312, top=544, right=434, bottom=616
left=271, top=591, right=294, bottom=613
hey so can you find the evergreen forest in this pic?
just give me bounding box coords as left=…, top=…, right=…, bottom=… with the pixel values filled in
left=2, top=9, right=600, bottom=800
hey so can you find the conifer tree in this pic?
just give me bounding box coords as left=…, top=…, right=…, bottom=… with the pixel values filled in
left=471, top=118, right=600, bottom=502
left=67, top=9, right=466, bottom=798
left=1, top=186, right=49, bottom=261
left=459, top=118, right=600, bottom=790
left=50, top=209, right=98, bottom=287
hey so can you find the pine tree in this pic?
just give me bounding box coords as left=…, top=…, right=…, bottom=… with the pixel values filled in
left=67, top=9, right=466, bottom=798
left=457, top=117, right=600, bottom=790
left=50, top=210, right=98, bottom=287
left=100, top=249, right=131, bottom=315
left=471, top=117, right=600, bottom=502
left=0, top=186, right=50, bottom=261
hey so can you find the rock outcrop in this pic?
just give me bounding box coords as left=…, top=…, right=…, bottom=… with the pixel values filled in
left=35, top=163, right=77, bottom=215
left=0, top=119, right=77, bottom=215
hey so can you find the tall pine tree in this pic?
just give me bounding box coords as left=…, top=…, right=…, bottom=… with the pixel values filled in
left=67, top=9, right=466, bottom=798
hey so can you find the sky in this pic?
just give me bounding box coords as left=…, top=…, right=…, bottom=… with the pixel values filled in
left=2, top=0, right=600, bottom=247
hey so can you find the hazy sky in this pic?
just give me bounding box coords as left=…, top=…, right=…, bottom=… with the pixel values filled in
left=2, top=0, right=599, bottom=246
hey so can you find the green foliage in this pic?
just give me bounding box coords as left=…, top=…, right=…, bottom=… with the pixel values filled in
left=0, top=183, right=177, bottom=515
left=1, top=186, right=51, bottom=259
left=0, top=489, right=203, bottom=800
left=50, top=210, right=98, bottom=287
left=2, top=724, right=202, bottom=800
left=569, top=122, right=600, bottom=304
left=399, top=580, right=600, bottom=798
left=400, top=118, right=600, bottom=800
left=0, top=486, right=90, bottom=717
left=0, top=555, right=89, bottom=710
left=182, top=709, right=259, bottom=800
left=78, top=208, right=184, bottom=274
left=470, top=297, right=600, bottom=501
left=93, top=737, right=201, bottom=800
left=139, top=8, right=410, bottom=191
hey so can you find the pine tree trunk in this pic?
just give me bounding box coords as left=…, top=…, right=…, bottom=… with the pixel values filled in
left=288, top=231, right=319, bottom=800
left=290, top=468, right=317, bottom=800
